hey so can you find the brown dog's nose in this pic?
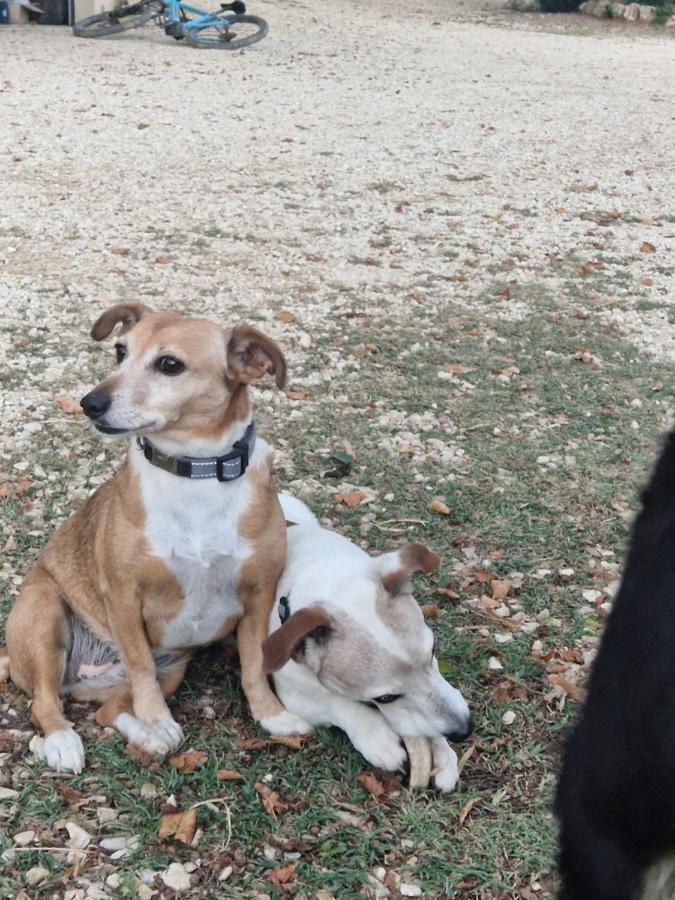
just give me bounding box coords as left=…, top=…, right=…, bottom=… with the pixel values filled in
left=80, top=389, right=111, bottom=420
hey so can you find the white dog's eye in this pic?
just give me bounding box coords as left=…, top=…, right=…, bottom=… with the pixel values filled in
left=374, top=693, right=402, bottom=704
left=115, top=344, right=126, bottom=365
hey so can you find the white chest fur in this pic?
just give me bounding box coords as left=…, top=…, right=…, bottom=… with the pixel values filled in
left=132, top=442, right=267, bottom=650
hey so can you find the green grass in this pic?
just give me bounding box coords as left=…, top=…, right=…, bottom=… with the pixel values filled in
left=0, top=274, right=669, bottom=898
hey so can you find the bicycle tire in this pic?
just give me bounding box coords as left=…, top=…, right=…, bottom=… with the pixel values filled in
left=184, top=13, right=267, bottom=49
left=73, top=0, right=163, bottom=37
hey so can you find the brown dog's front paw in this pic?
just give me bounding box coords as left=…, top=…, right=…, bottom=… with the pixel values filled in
left=114, top=713, right=184, bottom=757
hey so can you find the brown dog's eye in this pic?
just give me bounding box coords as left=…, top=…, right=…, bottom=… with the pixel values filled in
left=155, top=356, right=185, bottom=376
left=115, top=344, right=126, bottom=364
left=374, top=693, right=403, bottom=704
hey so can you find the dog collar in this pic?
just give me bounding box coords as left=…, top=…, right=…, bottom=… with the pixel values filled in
left=137, top=420, right=256, bottom=482
left=278, top=595, right=291, bottom=623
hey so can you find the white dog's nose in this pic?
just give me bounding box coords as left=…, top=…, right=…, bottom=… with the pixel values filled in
left=444, top=716, right=474, bottom=742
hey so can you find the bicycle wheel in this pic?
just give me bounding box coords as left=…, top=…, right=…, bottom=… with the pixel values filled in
left=73, top=0, right=163, bottom=37
left=184, top=13, right=267, bottom=49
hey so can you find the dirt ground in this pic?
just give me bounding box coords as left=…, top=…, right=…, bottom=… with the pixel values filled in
left=0, top=4, right=674, bottom=899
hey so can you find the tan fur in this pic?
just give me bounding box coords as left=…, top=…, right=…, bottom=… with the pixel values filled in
left=381, top=543, right=440, bottom=595
left=262, top=607, right=333, bottom=674
left=4, top=306, right=289, bottom=759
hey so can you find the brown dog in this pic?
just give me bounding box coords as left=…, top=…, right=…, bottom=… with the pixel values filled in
left=0, top=303, right=310, bottom=772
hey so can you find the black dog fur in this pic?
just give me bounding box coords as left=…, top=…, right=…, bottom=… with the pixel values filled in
left=556, top=429, right=675, bottom=900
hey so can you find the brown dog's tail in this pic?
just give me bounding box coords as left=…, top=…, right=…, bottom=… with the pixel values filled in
left=0, top=647, right=10, bottom=682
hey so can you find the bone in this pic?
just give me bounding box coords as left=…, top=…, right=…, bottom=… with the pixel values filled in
left=402, top=735, right=432, bottom=789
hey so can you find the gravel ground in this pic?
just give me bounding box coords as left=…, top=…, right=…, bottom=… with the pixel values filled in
left=1, top=5, right=673, bottom=385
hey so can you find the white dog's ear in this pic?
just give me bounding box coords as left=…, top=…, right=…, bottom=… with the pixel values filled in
left=226, top=325, right=287, bottom=389
left=376, top=544, right=440, bottom=596
left=262, top=606, right=333, bottom=673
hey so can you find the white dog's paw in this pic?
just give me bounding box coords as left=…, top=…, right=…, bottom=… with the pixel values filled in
left=431, top=741, right=459, bottom=793
left=259, top=710, right=314, bottom=736
left=42, top=728, right=85, bottom=774
left=351, top=721, right=407, bottom=772
left=114, top=713, right=184, bottom=757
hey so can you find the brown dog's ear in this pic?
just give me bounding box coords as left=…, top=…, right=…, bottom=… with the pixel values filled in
left=377, top=544, right=440, bottom=596
left=91, top=303, right=151, bottom=341
left=227, top=325, right=287, bottom=389
left=262, top=606, right=333, bottom=674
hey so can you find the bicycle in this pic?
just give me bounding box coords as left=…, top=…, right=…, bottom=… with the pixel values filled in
left=73, top=0, right=267, bottom=49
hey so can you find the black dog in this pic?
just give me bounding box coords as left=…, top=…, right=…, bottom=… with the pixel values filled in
left=556, top=429, right=675, bottom=900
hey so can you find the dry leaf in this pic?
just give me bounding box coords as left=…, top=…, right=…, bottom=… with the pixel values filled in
left=0, top=484, right=11, bottom=498
left=421, top=604, right=441, bottom=619
left=269, top=863, right=297, bottom=888
left=216, top=769, right=243, bottom=781
left=254, top=782, right=288, bottom=820
left=434, top=587, right=460, bottom=600
left=278, top=311, right=295, bottom=323
left=490, top=579, right=511, bottom=601
left=640, top=277, right=654, bottom=286
left=356, top=771, right=385, bottom=798
left=334, top=489, right=367, bottom=509
left=234, top=737, right=269, bottom=751
left=640, top=241, right=656, bottom=254
left=496, top=366, right=519, bottom=378
left=14, top=478, right=32, bottom=497
left=427, top=498, right=451, bottom=515
left=269, top=734, right=308, bottom=750
left=111, top=247, right=129, bottom=256
left=443, top=363, right=474, bottom=375
left=155, top=256, right=172, bottom=264
left=55, top=395, right=81, bottom=415
left=158, top=808, right=197, bottom=846
left=168, top=750, right=207, bottom=773
left=285, top=388, right=310, bottom=401
left=546, top=674, right=587, bottom=703
left=458, top=796, right=480, bottom=826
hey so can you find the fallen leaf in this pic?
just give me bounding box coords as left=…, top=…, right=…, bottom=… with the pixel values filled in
left=278, top=311, right=295, bottom=323
left=434, top=587, right=460, bottom=600
left=268, top=864, right=297, bottom=888
left=111, top=247, right=129, bottom=255
left=640, top=241, right=656, bottom=254
left=269, top=734, right=309, bottom=750
left=0, top=484, right=11, bottom=498
left=442, top=363, right=474, bottom=375
left=14, top=478, right=32, bottom=497
left=285, top=388, right=310, bottom=401
left=56, top=783, right=86, bottom=805
left=158, top=808, right=197, bottom=845
left=458, top=796, right=480, bottom=826
left=334, top=489, right=367, bottom=508
left=427, top=498, right=451, bottom=515
left=640, top=277, right=654, bottom=286
left=168, top=750, right=207, bottom=773
left=356, top=771, right=385, bottom=798
left=421, top=604, right=441, bottom=619
left=55, top=395, right=81, bottom=415
left=546, top=674, right=587, bottom=703
left=137, top=122, right=150, bottom=130
left=496, top=366, right=520, bottom=378
left=490, top=579, right=511, bottom=601
left=234, top=737, right=269, bottom=751
left=155, top=256, right=172, bottom=264
left=254, top=782, right=288, bottom=820
left=216, top=769, right=243, bottom=781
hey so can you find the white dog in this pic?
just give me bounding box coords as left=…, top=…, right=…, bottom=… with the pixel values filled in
left=262, top=496, right=473, bottom=792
